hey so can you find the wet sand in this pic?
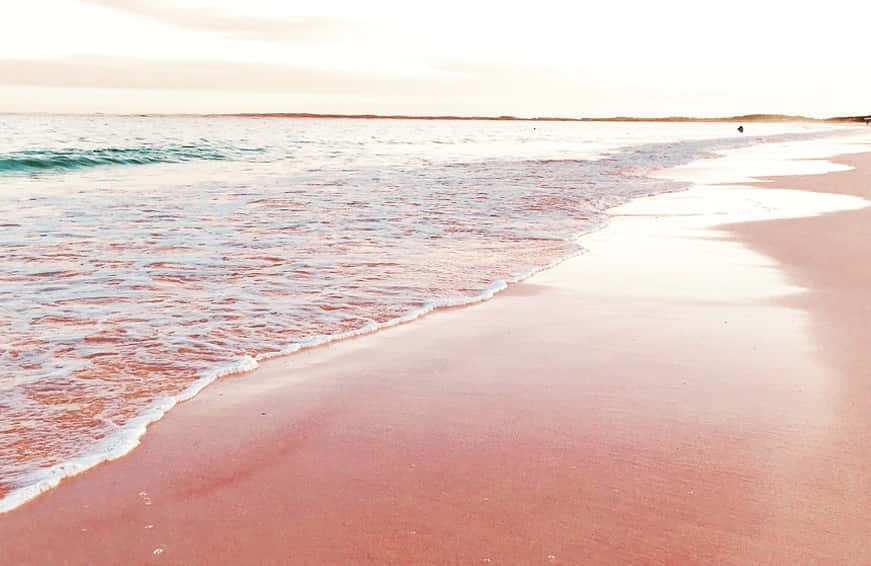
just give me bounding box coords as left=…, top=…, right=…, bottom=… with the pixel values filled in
left=2, top=152, right=871, bottom=565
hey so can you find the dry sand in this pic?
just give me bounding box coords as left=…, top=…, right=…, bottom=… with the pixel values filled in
left=2, top=151, right=871, bottom=565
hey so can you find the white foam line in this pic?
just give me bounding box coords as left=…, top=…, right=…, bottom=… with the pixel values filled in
left=257, top=248, right=588, bottom=362
left=0, top=355, right=259, bottom=514
left=0, top=242, right=591, bottom=516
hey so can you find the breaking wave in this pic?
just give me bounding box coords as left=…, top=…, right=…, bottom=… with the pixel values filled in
left=0, top=143, right=263, bottom=173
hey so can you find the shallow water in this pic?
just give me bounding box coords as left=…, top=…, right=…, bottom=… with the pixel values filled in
left=0, top=114, right=854, bottom=511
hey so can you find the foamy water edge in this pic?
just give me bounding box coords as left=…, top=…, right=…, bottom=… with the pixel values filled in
left=2, top=126, right=865, bottom=515
left=0, top=243, right=592, bottom=514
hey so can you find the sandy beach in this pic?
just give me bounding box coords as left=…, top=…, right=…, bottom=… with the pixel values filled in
left=3, top=147, right=871, bottom=565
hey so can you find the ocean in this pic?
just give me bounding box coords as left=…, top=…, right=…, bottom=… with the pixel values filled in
left=0, top=114, right=855, bottom=512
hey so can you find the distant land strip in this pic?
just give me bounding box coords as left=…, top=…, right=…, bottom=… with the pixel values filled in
left=206, top=112, right=871, bottom=123
left=9, top=111, right=867, bottom=122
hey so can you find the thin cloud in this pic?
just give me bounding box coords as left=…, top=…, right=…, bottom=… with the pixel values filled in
left=80, top=0, right=356, bottom=42
left=0, top=56, right=428, bottom=94
left=0, top=56, right=607, bottom=115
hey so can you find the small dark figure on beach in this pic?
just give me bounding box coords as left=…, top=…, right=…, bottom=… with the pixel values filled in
left=737, top=125, right=744, bottom=133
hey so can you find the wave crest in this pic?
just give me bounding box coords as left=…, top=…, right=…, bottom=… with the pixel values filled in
left=0, top=144, right=260, bottom=173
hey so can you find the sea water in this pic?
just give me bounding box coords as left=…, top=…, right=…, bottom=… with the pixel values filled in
left=0, top=114, right=856, bottom=511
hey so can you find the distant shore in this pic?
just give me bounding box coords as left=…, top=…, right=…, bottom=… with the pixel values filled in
left=210, top=112, right=869, bottom=123
left=5, top=111, right=867, bottom=123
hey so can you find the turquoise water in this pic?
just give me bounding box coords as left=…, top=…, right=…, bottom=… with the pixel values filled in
left=0, top=144, right=259, bottom=173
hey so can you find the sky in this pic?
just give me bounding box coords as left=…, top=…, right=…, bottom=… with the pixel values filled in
left=1, top=0, right=869, bottom=117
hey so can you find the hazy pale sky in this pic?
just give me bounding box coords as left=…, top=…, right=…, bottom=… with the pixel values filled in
left=2, top=0, right=869, bottom=117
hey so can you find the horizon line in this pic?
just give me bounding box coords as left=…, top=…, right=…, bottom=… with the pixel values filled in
left=2, top=111, right=869, bottom=123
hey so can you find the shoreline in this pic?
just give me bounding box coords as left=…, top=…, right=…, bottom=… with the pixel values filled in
left=3, top=143, right=871, bottom=563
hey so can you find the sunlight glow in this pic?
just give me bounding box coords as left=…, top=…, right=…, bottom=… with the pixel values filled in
left=2, top=0, right=869, bottom=116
